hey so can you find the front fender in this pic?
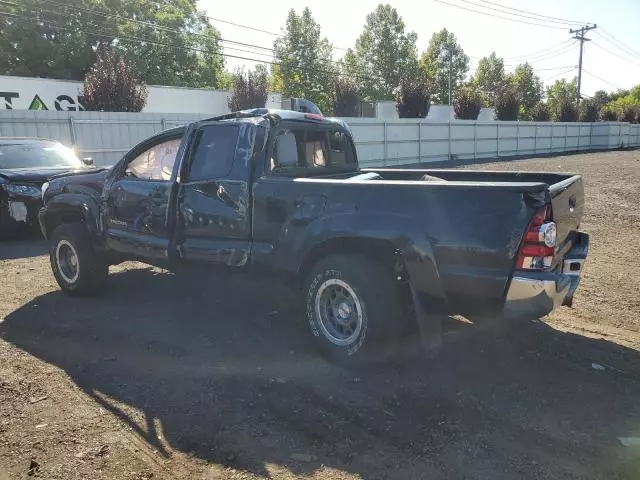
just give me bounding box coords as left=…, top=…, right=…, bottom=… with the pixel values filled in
left=39, top=193, right=102, bottom=244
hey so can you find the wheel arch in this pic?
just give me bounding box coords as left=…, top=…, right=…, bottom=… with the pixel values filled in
left=41, top=194, right=100, bottom=242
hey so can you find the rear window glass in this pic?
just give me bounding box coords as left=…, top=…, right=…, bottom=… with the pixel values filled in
left=270, top=127, right=355, bottom=172
left=188, top=125, right=239, bottom=181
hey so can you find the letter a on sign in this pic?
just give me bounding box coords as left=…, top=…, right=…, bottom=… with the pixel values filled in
left=28, top=94, right=49, bottom=110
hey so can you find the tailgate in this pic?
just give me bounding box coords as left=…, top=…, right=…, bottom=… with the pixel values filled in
left=549, top=175, right=584, bottom=259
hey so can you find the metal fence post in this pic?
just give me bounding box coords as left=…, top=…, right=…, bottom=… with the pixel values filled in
left=516, top=122, right=520, bottom=156
left=68, top=117, right=77, bottom=150
left=383, top=121, right=388, bottom=167
left=161, top=118, right=167, bottom=131
left=496, top=123, right=500, bottom=159
left=448, top=121, right=452, bottom=162
left=563, top=124, right=567, bottom=152
left=534, top=123, right=538, bottom=155
left=417, top=121, right=422, bottom=162
left=473, top=121, right=477, bottom=161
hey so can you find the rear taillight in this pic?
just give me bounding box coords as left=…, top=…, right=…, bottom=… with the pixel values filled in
left=516, top=205, right=556, bottom=270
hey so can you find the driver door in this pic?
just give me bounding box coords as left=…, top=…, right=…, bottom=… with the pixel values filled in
left=104, top=131, right=184, bottom=260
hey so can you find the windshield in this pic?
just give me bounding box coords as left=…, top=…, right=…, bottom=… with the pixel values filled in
left=0, top=142, right=83, bottom=169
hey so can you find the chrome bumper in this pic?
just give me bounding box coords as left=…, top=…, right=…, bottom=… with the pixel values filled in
left=504, top=233, right=589, bottom=320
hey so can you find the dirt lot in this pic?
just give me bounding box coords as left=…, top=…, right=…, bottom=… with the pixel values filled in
left=1, top=150, right=640, bottom=480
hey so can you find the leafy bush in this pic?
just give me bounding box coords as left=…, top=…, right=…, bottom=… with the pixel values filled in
left=600, top=106, right=617, bottom=121
left=530, top=102, right=550, bottom=121
left=394, top=75, right=431, bottom=118
left=82, top=44, right=147, bottom=112
left=578, top=100, right=599, bottom=122
left=227, top=66, right=268, bottom=112
left=619, top=105, right=639, bottom=123
left=453, top=87, right=482, bottom=120
left=556, top=100, right=578, bottom=122
left=331, top=76, right=361, bottom=117
left=494, top=88, right=520, bottom=121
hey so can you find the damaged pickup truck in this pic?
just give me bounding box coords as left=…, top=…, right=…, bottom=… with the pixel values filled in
left=0, top=138, right=94, bottom=238
left=38, top=104, right=589, bottom=365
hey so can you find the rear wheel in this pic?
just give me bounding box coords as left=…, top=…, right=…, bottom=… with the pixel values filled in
left=303, top=255, right=402, bottom=366
left=50, top=223, right=108, bottom=296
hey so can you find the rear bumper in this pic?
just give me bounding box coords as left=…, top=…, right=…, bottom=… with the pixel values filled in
left=504, top=233, right=589, bottom=320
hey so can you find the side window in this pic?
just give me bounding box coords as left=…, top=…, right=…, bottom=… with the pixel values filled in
left=187, top=125, right=239, bottom=181
left=328, top=130, right=356, bottom=166
left=126, top=138, right=181, bottom=181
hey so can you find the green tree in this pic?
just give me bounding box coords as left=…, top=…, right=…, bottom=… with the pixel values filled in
left=0, top=0, right=110, bottom=80
left=591, top=90, right=611, bottom=111
left=546, top=78, right=577, bottom=120
left=0, top=0, right=225, bottom=87
left=272, top=7, right=335, bottom=113
left=471, top=52, right=505, bottom=106
left=507, top=63, right=543, bottom=119
left=343, top=4, right=419, bottom=100
left=494, top=88, right=520, bottom=120
left=110, top=0, right=225, bottom=88
left=420, top=29, right=469, bottom=105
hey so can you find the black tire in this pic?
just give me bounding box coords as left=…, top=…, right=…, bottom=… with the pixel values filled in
left=50, top=223, right=108, bottom=296
left=303, top=254, right=403, bottom=367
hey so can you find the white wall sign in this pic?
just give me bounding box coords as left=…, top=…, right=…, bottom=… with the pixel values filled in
left=0, top=76, right=86, bottom=111
left=0, top=75, right=282, bottom=115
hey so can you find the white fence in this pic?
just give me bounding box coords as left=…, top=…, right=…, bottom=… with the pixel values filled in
left=1, top=110, right=639, bottom=167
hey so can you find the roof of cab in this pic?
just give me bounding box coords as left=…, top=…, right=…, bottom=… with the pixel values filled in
left=205, top=108, right=350, bottom=130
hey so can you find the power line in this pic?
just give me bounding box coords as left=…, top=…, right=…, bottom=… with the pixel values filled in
left=454, top=0, right=577, bottom=26
left=591, top=42, right=640, bottom=66
left=26, top=1, right=354, bottom=72
left=582, top=69, right=624, bottom=90
left=596, top=30, right=640, bottom=61
left=0, top=13, right=381, bottom=83
left=535, top=65, right=578, bottom=71
left=542, top=66, right=576, bottom=82
left=431, top=0, right=569, bottom=29
left=502, top=39, right=573, bottom=60
left=151, top=0, right=352, bottom=52
left=473, top=0, right=587, bottom=25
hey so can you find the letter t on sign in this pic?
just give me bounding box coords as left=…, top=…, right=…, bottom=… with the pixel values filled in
left=0, top=92, right=19, bottom=110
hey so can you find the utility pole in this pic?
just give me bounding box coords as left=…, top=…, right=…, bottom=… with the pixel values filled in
left=570, top=24, right=597, bottom=104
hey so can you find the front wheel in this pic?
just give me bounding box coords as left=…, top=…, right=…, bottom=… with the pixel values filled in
left=303, top=255, right=402, bottom=367
left=50, top=223, right=108, bottom=296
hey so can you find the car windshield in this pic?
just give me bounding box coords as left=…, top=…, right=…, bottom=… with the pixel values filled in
left=0, top=142, right=82, bottom=169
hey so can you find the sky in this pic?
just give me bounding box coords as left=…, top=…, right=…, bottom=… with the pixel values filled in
left=199, top=0, right=640, bottom=98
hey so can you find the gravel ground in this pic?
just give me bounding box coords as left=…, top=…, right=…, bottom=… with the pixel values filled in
left=1, top=150, right=639, bottom=480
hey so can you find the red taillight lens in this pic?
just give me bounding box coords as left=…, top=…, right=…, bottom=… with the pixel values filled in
left=516, top=206, right=556, bottom=270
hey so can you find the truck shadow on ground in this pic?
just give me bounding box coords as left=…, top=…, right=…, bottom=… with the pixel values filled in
left=2, top=266, right=640, bottom=479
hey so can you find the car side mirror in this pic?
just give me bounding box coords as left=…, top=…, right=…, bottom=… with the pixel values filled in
left=82, top=157, right=94, bottom=166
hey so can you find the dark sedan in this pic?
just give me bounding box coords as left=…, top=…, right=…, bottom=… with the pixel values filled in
left=0, top=138, right=93, bottom=238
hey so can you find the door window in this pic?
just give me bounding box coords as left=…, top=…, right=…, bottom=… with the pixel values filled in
left=126, top=138, right=181, bottom=181
left=187, top=125, right=239, bottom=181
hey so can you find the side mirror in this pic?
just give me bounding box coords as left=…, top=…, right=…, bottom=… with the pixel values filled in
left=82, top=157, right=94, bottom=166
